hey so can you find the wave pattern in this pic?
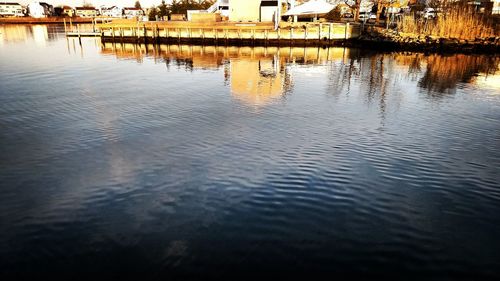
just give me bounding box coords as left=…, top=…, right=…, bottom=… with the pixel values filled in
left=1, top=33, right=500, bottom=279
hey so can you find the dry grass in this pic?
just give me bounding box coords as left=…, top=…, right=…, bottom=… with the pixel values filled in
left=398, top=7, right=498, bottom=40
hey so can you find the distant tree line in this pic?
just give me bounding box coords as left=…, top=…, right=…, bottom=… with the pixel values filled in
left=148, top=0, right=215, bottom=21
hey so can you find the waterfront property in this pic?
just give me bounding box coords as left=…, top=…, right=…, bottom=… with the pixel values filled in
left=123, top=7, right=144, bottom=19
left=228, top=0, right=282, bottom=22
left=61, top=5, right=73, bottom=17
left=75, top=6, right=98, bottom=18
left=92, top=20, right=361, bottom=46
left=100, top=6, right=123, bottom=18
left=0, top=2, right=23, bottom=17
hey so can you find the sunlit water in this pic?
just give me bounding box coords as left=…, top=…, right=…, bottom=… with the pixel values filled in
left=1, top=25, right=500, bottom=279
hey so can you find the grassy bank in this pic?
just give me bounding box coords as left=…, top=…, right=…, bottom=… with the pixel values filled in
left=397, top=7, right=498, bottom=40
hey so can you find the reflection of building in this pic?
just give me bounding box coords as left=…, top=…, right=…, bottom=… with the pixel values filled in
left=0, top=24, right=30, bottom=42
left=230, top=56, right=288, bottom=106
left=31, top=24, right=48, bottom=46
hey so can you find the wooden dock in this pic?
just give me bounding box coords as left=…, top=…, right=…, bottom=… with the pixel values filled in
left=68, top=20, right=361, bottom=47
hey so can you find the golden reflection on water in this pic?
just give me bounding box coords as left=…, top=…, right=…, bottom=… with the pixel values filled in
left=98, top=42, right=500, bottom=100
left=0, top=24, right=60, bottom=44
left=1, top=23, right=498, bottom=103
left=99, top=43, right=355, bottom=106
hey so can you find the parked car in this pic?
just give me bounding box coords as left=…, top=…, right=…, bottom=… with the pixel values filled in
left=422, top=8, right=436, bottom=19
left=359, top=12, right=376, bottom=22
left=341, top=12, right=353, bottom=18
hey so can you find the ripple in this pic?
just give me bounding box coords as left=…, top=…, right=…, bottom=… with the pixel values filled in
left=1, top=35, right=500, bottom=278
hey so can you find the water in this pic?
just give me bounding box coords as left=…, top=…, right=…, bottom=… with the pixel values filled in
left=1, top=25, right=500, bottom=279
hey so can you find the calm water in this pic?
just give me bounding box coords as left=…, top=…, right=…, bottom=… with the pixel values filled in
left=1, top=25, right=500, bottom=279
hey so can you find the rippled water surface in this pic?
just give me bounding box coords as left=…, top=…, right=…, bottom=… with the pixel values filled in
left=1, top=25, right=500, bottom=279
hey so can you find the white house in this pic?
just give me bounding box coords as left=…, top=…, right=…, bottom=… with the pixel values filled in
left=207, top=0, right=230, bottom=17
left=493, top=0, right=500, bottom=15
left=75, top=6, right=98, bottom=17
left=28, top=2, right=46, bottom=18
left=101, top=6, right=122, bottom=17
left=123, top=7, right=144, bottom=18
left=0, top=2, right=24, bottom=17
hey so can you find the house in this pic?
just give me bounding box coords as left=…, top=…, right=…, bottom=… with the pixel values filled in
left=494, top=0, right=500, bottom=14
left=229, top=0, right=282, bottom=22
left=62, top=6, right=74, bottom=17
left=39, top=2, right=53, bottom=16
left=0, top=2, right=24, bottom=17
left=123, top=7, right=144, bottom=18
left=75, top=7, right=98, bottom=17
left=28, top=2, right=47, bottom=18
left=101, top=6, right=122, bottom=17
left=207, top=0, right=230, bottom=17
left=54, top=5, right=73, bottom=17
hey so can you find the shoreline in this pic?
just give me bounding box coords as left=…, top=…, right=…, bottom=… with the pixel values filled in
left=0, top=17, right=93, bottom=24
left=354, top=27, right=500, bottom=54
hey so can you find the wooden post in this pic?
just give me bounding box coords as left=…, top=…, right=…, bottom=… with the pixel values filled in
left=165, top=27, right=168, bottom=43
left=265, top=29, right=268, bottom=46
left=214, top=28, right=217, bottom=44
left=112, top=27, right=115, bottom=41
left=143, top=25, right=147, bottom=44
left=319, top=23, right=322, bottom=41
left=178, top=28, right=181, bottom=43
left=156, top=24, right=159, bottom=44
left=344, top=23, right=348, bottom=41
left=328, top=23, right=332, bottom=42
left=77, top=25, right=81, bottom=45
left=305, top=25, right=308, bottom=41
left=63, top=18, right=67, bottom=34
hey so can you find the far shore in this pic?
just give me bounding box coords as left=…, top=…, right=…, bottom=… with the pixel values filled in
left=0, top=17, right=93, bottom=24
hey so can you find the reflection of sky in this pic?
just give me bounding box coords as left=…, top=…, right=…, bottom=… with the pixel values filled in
left=1, top=27, right=500, bottom=276
left=474, top=69, right=500, bottom=92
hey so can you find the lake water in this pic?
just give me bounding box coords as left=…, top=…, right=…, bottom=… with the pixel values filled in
left=1, top=24, right=500, bottom=280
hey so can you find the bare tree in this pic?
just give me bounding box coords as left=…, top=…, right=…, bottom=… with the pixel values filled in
left=344, top=0, right=362, bottom=21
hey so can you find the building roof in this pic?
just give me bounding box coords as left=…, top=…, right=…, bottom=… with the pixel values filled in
left=102, top=6, right=118, bottom=10
left=0, top=2, right=22, bottom=5
left=75, top=7, right=97, bottom=10
left=123, top=7, right=142, bottom=10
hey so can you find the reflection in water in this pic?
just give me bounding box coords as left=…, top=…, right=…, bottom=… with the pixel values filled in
left=0, top=24, right=62, bottom=44
left=99, top=43, right=500, bottom=104
left=2, top=28, right=500, bottom=279
left=101, top=44, right=349, bottom=106
left=418, top=54, right=500, bottom=93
